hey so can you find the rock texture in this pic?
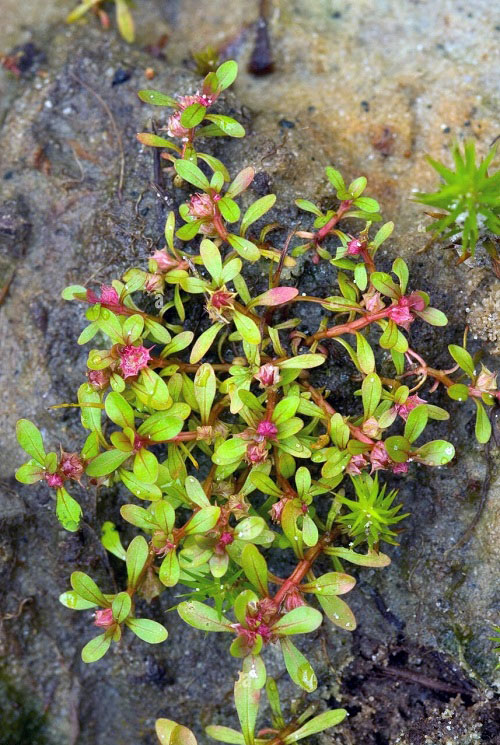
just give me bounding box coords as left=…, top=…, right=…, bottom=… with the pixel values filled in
left=0, top=3, right=498, bottom=744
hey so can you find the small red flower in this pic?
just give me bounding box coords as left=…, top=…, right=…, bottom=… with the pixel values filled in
left=87, top=369, right=111, bottom=391
left=151, top=249, right=179, bottom=272
left=387, top=294, right=425, bottom=329
left=285, top=590, right=306, bottom=611
left=94, top=608, right=114, bottom=628
left=86, top=285, right=120, bottom=305
left=346, top=453, right=368, bottom=476
left=59, top=451, right=84, bottom=480
left=246, top=442, right=268, bottom=464
left=166, top=112, right=190, bottom=139
left=347, top=238, right=364, bottom=255
left=45, top=472, right=64, bottom=488
left=269, top=496, right=290, bottom=523
left=369, top=442, right=390, bottom=472
left=254, top=364, right=281, bottom=388
left=393, top=394, right=426, bottom=421
left=188, top=193, right=214, bottom=219
left=255, top=420, right=278, bottom=440
left=118, top=345, right=152, bottom=379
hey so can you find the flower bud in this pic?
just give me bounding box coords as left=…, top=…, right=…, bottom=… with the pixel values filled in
left=254, top=364, right=281, bottom=388
left=118, top=344, right=152, bottom=379
left=94, top=608, right=114, bottom=628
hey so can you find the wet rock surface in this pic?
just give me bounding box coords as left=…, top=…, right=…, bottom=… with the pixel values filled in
left=0, top=3, right=499, bottom=744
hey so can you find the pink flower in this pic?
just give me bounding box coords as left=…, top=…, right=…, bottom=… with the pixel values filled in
left=94, top=608, right=114, bottom=628
left=285, top=590, right=306, bottom=611
left=475, top=366, right=497, bottom=393
left=144, top=273, right=164, bottom=294
left=151, top=249, right=179, bottom=272
left=178, top=95, right=201, bottom=109
left=45, top=472, right=64, bottom=488
left=369, top=442, right=390, bottom=472
left=87, top=369, right=110, bottom=391
left=188, top=193, right=214, bottom=219
left=118, top=344, right=152, bottom=379
left=59, top=452, right=84, bottom=480
left=254, top=364, right=281, bottom=388
left=347, top=238, right=364, bottom=255
left=269, top=496, right=290, bottom=523
left=166, top=112, right=190, bottom=139
left=362, top=289, right=384, bottom=313
left=246, top=442, right=268, bottom=464
left=392, top=462, right=409, bottom=475
left=86, top=285, right=120, bottom=305
left=394, top=394, right=426, bottom=421
left=209, top=288, right=235, bottom=311
left=386, top=293, right=425, bottom=329
left=346, top=453, right=368, bottom=475
left=256, top=420, right=278, bottom=440
left=362, top=416, right=380, bottom=438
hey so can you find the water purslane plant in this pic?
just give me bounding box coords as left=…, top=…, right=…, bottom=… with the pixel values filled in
left=15, top=60, right=499, bottom=745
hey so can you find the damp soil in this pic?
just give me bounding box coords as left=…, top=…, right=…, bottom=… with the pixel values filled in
left=0, top=3, right=499, bottom=745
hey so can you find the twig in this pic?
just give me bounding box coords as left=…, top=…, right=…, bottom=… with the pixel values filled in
left=379, top=665, right=474, bottom=696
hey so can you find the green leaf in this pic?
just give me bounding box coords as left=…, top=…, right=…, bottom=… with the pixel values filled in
left=126, top=535, right=149, bottom=590
left=200, top=239, right=222, bottom=283
left=448, top=344, right=475, bottom=378
left=177, top=600, right=233, bottom=631
left=119, top=469, right=162, bottom=501
left=115, top=0, right=134, bottom=42
left=133, top=448, right=159, bottom=484
left=126, top=617, right=168, bottom=643
left=205, top=114, right=245, bottom=137
left=226, top=167, right=255, bottom=197
left=272, top=397, right=300, bottom=425
left=241, top=544, right=268, bottom=596
left=16, top=419, right=46, bottom=464
left=213, top=437, right=247, bottom=465
left=283, top=709, right=347, bottom=743
left=348, top=176, right=367, bottom=198
left=362, top=373, right=382, bottom=418
left=233, top=311, right=261, bottom=344
left=138, top=90, right=178, bottom=107
left=271, top=606, right=323, bottom=636
left=175, top=160, right=210, bottom=190
left=234, top=671, right=260, bottom=745
left=295, top=198, right=323, bottom=216
left=185, top=476, right=211, bottom=507
left=137, top=412, right=183, bottom=441
left=356, top=333, right=375, bottom=374
left=105, top=392, right=135, bottom=429
left=227, top=234, right=260, bottom=262
left=185, top=506, right=221, bottom=535
left=123, top=314, right=144, bottom=343
left=112, top=592, right=131, bottom=623
left=132, top=368, right=172, bottom=410
left=240, top=195, right=276, bottom=235
left=474, top=400, right=492, bottom=444
left=278, top=354, right=325, bottom=369
left=101, top=521, right=127, bottom=560
left=317, top=594, right=356, bottom=630
left=190, top=323, right=224, bottom=363
left=414, top=440, right=455, bottom=466
left=180, top=103, right=207, bottom=128
left=235, top=516, right=265, bottom=541
left=325, top=167, right=345, bottom=193
left=15, top=461, right=44, bottom=484
left=136, top=133, right=180, bottom=150
left=216, top=60, right=238, bottom=91
left=81, top=633, right=112, bottom=663
left=218, top=197, right=241, bottom=223
left=415, top=307, right=448, bottom=326
left=301, top=515, right=318, bottom=547
left=372, top=221, right=394, bottom=249
left=159, top=549, right=180, bottom=587
left=205, top=726, right=245, bottom=745
left=61, top=284, right=87, bottom=300
left=392, top=258, right=409, bottom=294
left=56, top=487, right=82, bottom=532
left=379, top=319, right=399, bottom=349
left=353, top=196, right=379, bottom=213
left=280, top=637, right=317, bottom=692
left=59, top=590, right=97, bottom=610
left=86, top=449, right=130, bottom=477
left=156, top=719, right=197, bottom=745
left=404, top=405, right=428, bottom=443
left=249, top=471, right=282, bottom=497
left=324, top=547, right=391, bottom=567
left=371, top=272, right=401, bottom=299
left=301, top=572, right=356, bottom=596
left=71, top=571, right=107, bottom=606
left=194, top=363, right=217, bottom=424
left=385, top=435, right=411, bottom=463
